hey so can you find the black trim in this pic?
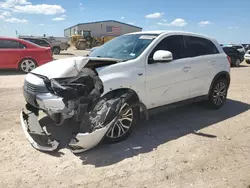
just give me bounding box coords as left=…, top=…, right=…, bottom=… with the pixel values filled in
left=64, top=20, right=142, bottom=32
left=147, top=95, right=208, bottom=117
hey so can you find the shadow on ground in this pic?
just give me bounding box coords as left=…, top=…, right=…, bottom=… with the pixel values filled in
left=0, top=70, right=25, bottom=76
left=42, top=99, right=250, bottom=167
left=55, top=53, right=74, bottom=56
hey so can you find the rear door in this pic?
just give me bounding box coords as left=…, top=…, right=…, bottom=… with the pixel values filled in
left=184, top=36, right=220, bottom=97
left=0, top=39, right=26, bottom=69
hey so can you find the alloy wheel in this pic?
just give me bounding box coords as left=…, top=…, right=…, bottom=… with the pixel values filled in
left=213, top=82, right=227, bottom=106
left=235, top=59, right=241, bottom=66
left=106, top=103, right=133, bottom=138
left=20, top=59, right=36, bottom=73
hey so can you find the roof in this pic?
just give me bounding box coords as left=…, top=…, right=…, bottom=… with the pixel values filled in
left=64, top=20, right=142, bottom=31
left=128, top=30, right=215, bottom=39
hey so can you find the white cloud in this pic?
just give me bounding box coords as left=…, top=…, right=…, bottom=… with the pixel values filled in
left=13, top=4, right=65, bottom=15
left=39, top=23, right=44, bottom=26
left=121, top=16, right=124, bottom=20
left=4, top=17, right=28, bottom=23
left=79, top=3, right=84, bottom=11
left=145, top=12, right=164, bottom=19
left=170, top=18, right=187, bottom=27
left=2, top=11, right=11, bottom=17
left=228, top=26, right=239, bottom=29
left=0, top=0, right=65, bottom=15
left=0, top=11, right=11, bottom=19
left=0, top=0, right=31, bottom=9
left=52, top=17, right=65, bottom=21
left=198, top=21, right=212, bottom=26
left=61, top=14, right=67, bottom=18
left=157, top=18, right=187, bottom=27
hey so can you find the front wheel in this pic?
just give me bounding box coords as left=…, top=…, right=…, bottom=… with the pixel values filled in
left=208, top=78, right=228, bottom=109
left=104, top=99, right=138, bottom=144
left=246, top=59, right=250, bottom=64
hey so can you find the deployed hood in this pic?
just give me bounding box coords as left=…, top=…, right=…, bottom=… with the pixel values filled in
left=31, top=56, right=89, bottom=79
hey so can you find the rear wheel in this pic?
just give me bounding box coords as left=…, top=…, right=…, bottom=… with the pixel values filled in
left=208, top=78, right=228, bottom=109
left=235, top=58, right=241, bottom=67
left=18, top=58, right=37, bottom=73
left=246, top=59, right=250, bottom=64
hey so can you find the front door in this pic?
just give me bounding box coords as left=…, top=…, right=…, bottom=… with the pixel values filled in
left=145, top=35, right=192, bottom=109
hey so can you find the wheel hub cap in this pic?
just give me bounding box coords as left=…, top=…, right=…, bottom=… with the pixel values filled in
left=213, top=82, right=226, bottom=106
left=21, top=60, right=36, bottom=72
left=106, top=103, right=133, bottom=138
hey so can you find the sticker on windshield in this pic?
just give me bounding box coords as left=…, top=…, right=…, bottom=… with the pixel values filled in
left=129, top=53, right=136, bottom=56
left=139, top=35, right=156, bottom=40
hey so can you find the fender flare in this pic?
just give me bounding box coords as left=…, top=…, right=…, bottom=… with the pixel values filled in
left=208, top=71, right=230, bottom=95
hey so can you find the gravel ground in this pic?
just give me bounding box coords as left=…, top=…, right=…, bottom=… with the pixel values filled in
left=0, top=53, right=250, bottom=188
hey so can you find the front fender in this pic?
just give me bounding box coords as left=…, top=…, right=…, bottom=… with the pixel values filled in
left=99, top=70, right=146, bottom=103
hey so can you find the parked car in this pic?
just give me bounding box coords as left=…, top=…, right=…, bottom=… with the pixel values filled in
left=0, top=37, right=53, bottom=73
left=20, top=37, right=69, bottom=55
left=20, top=31, right=231, bottom=153
left=222, top=44, right=246, bottom=54
left=222, top=46, right=244, bottom=67
left=244, top=50, right=250, bottom=64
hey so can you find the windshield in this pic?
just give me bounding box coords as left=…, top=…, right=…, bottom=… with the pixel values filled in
left=88, top=34, right=158, bottom=60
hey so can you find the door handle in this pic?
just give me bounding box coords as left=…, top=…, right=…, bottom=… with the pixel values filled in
left=182, top=66, right=191, bottom=73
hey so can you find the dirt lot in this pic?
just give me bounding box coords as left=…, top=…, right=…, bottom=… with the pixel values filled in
left=0, top=52, right=250, bottom=188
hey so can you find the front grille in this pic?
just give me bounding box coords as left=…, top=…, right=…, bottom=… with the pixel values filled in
left=24, top=80, right=48, bottom=93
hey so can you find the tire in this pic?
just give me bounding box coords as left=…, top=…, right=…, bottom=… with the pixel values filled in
left=18, top=58, right=37, bottom=73
left=53, top=47, right=60, bottom=54
left=208, top=78, right=228, bottom=109
left=246, top=60, right=250, bottom=64
left=235, top=58, right=241, bottom=67
left=104, top=93, right=139, bottom=144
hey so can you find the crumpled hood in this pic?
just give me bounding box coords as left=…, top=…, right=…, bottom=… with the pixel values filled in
left=31, top=56, right=89, bottom=79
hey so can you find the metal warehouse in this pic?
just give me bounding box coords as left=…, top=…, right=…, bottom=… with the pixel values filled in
left=64, top=20, right=142, bottom=37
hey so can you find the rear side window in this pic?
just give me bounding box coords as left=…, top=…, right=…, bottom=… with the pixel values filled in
left=0, top=39, right=26, bottom=49
left=185, top=36, right=219, bottom=57
left=223, top=47, right=237, bottom=54
left=149, top=35, right=187, bottom=60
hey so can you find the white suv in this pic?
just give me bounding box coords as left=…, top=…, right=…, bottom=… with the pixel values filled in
left=20, top=31, right=231, bottom=153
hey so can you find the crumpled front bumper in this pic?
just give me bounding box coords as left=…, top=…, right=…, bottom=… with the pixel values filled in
left=20, top=105, right=115, bottom=153
left=20, top=108, right=59, bottom=151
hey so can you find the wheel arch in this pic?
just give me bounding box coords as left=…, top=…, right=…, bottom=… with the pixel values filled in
left=208, top=71, right=230, bottom=95
left=101, top=88, right=140, bottom=103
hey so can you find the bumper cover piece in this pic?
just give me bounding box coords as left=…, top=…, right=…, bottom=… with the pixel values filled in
left=20, top=108, right=59, bottom=151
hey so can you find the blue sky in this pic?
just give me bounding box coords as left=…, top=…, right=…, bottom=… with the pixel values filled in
left=0, top=0, right=249, bottom=43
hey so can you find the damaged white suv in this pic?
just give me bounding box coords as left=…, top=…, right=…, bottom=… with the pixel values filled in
left=21, top=31, right=231, bottom=153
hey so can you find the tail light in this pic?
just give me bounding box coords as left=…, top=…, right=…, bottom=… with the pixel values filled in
left=227, top=56, right=231, bottom=65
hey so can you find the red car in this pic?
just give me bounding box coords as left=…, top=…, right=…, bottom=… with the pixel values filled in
left=0, top=37, right=53, bottom=73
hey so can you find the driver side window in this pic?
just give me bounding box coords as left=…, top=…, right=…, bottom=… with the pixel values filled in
left=149, top=35, right=187, bottom=61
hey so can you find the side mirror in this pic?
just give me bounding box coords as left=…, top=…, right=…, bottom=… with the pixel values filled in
left=152, top=50, right=173, bottom=63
